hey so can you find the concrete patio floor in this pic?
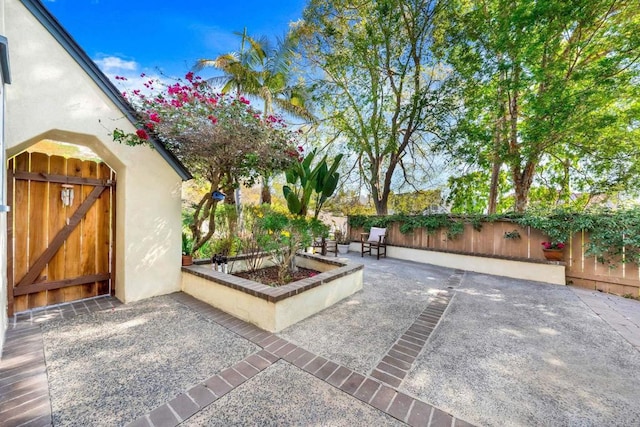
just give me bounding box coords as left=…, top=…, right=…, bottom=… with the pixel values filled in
left=1, top=253, right=639, bottom=426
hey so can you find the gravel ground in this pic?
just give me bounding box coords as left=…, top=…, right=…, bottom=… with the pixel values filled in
left=41, top=295, right=258, bottom=426
left=401, top=272, right=640, bottom=427
left=278, top=254, right=454, bottom=374
left=33, top=254, right=640, bottom=427
left=182, top=360, right=403, bottom=426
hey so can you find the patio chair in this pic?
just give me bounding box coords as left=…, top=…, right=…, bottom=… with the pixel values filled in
left=311, top=237, right=338, bottom=257
left=361, top=227, right=387, bottom=259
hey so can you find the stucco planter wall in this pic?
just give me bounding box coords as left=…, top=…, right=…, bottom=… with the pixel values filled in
left=389, top=245, right=565, bottom=285
left=181, top=253, right=364, bottom=332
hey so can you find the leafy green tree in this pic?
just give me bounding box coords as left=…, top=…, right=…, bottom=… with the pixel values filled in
left=297, top=0, right=456, bottom=215
left=389, top=190, right=443, bottom=214
left=195, top=28, right=314, bottom=203
left=437, top=0, right=640, bottom=212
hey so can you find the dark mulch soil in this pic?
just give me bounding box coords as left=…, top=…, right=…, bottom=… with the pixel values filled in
left=234, top=266, right=320, bottom=287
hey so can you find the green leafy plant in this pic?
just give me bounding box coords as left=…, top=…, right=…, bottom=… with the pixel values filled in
left=333, top=227, right=350, bottom=245
left=504, top=230, right=521, bottom=240
left=515, top=208, right=575, bottom=245
left=256, top=209, right=328, bottom=284
left=182, top=232, right=194, bottom=256
left=283, top=149, right=343, bottom=219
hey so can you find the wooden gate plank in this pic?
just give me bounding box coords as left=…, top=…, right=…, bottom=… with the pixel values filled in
left=81, top=160, right=98, bottom=298
left=110, top=169, right=117, bottom=296
left=12, top=170, right=112, bottom=186
left=97, top=162, right=112, bottom=296
left=63, top=158, right=83, bottom=302
left=16, top=184, right=107, bottom=290
left=27, top=153, right=49, bottom=309
left=7, top=158, right=15, bottom=316
left=13, top=153, right=30, bottom=312
left=13, top=274, right=111, bottom=296
left=47, top=155, right=67, bottom=305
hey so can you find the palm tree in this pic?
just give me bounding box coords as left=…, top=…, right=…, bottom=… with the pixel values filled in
left=195, top=28, right=314, bottom=203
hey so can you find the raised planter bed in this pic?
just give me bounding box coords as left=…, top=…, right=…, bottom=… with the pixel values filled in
left=181, top=252, right=364, bottom=332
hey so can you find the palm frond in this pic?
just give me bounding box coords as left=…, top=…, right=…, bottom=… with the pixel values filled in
left=194, top=53, right=239, bottom=71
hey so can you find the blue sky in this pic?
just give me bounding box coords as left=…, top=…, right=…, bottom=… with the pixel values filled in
left=43, top=0, right=307, bottom=82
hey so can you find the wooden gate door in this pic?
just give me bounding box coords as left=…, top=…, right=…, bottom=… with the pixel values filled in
left=7, top=152, right=115, bottom=315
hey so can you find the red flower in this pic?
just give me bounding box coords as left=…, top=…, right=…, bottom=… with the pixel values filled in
left=542, top=241, right=565, bottom=250
left=149, top=112, right=161, bottom=123
left=239, top=96, right=250, bottom=105
left=207, top=115, right=218, bottom=124
left=145, top=122, right=154, bottom=130
left=185, top=71, right=194, bottom=82
left=136, top=129, right=149, bottom=140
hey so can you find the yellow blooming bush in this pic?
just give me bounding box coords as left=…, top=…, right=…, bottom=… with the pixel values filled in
left=256, top=209, right=328, bottom=283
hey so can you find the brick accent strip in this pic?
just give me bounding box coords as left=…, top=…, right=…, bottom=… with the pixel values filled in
left=169, top=291, right=475, bottom=427
left=370, top=270, right=465, bottom=389
left=125, top=349, right=279, bottom=427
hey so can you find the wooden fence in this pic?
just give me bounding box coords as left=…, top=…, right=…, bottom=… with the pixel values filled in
left=350, top=220, right=640, bottom=297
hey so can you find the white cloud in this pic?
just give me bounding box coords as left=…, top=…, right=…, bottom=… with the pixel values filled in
left=92, top=54, right=173, bottom=98
left=94, top=55, right=139, bottom=73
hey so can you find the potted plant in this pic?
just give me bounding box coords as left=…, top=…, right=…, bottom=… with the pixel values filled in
left=541, top=241, right=565, bottom=261
left=182, top=232, right=194, bottom=266
left=334, top=228, right=350, bottom=254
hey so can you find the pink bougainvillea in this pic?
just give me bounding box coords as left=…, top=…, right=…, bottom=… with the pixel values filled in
left=135, top=129, right=149, bottom=140
left=112, top=71, right=302, bottom=255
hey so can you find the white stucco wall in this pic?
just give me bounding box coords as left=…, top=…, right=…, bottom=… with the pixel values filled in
left=4, top=0, right=184, bottom=304
left=0, top=3, right=8, bottom=354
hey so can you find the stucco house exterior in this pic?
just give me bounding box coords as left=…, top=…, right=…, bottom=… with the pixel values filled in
left=0, top=0, right=192, bottom=354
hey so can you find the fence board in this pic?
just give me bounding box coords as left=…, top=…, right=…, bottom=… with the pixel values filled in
left=462, top=224, right=475, bottom=253
left=81, top=160, right=98, bottom=298
left=476, top=223, right=495, bottom=255
left=7, top=158, right=14, bottom=315
left=63, top=158, right=84, bottom=302
left=97, top=163, right=111, bottom=295
left=27, top=153, right=49, bottom=309
left=47, top=155, right=66, bottom=305
left=13, top=153, right=30, bottom=312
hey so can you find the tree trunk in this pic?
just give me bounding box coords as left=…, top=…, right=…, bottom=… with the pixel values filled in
left=487, top=159, right=501, bottom=214
left=513, top=162, right=536, bottom=213
left=489, top=65, right=507, bottom=215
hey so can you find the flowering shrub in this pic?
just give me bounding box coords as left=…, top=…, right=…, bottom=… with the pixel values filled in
left=542, top=241, right=565, bottom=250
left=112, top=72, right=301, bottom=253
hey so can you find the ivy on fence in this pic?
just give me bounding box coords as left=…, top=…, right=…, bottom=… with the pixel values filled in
left=349, top=208, right=640, bottom=266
